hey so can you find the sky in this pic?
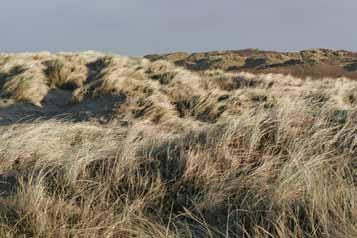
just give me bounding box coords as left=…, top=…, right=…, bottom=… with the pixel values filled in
left=1, top=0, right=356, bottom=56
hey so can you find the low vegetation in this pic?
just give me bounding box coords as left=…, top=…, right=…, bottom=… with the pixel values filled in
left=0, top=52, right=357, bottom=237
left=146, top=48, right=357, bottom=79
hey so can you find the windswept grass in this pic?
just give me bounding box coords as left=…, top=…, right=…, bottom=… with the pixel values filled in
left=0, top=52, right=357, bottom=237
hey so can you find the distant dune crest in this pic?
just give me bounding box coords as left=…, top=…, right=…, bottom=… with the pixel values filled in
left=146, top=48, right=357, bottom=79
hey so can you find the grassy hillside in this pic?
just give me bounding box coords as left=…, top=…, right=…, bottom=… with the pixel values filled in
left=0, top=52, right=357, bottom=237
left=145, top=48, right=357, bottom=79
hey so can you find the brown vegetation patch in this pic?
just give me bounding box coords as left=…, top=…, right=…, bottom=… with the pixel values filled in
left=146, top=48, right=357, bottom=79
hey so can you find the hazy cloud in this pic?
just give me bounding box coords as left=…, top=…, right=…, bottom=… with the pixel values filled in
left=1, top=0, right=356, bottom=55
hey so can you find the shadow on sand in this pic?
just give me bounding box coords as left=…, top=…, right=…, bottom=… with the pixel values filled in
left=0, top=89, right=126, bottom=126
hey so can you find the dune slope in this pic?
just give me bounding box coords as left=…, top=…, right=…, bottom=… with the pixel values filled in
left=0, top=52, right=357, bottom=237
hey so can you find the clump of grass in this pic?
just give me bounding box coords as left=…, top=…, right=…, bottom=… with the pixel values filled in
left=1, top=62, right=49, bottom=107
left=43, top=56, right=88, bottom=90
left=203, top=70, right=260, bottom=91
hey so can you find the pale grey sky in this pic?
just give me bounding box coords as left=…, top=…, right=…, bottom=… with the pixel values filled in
left=1, top=0, right=356, bottom=56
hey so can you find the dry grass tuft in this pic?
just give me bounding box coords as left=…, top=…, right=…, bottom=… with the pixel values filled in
left=43, top=56, right=88, bottom=90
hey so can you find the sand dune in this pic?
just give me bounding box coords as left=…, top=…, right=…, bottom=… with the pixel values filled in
left=0, top=52, right=357, bottom=237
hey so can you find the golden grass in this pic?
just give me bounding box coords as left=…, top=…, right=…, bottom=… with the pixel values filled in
left=0, top=52, right=357, bottom=237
